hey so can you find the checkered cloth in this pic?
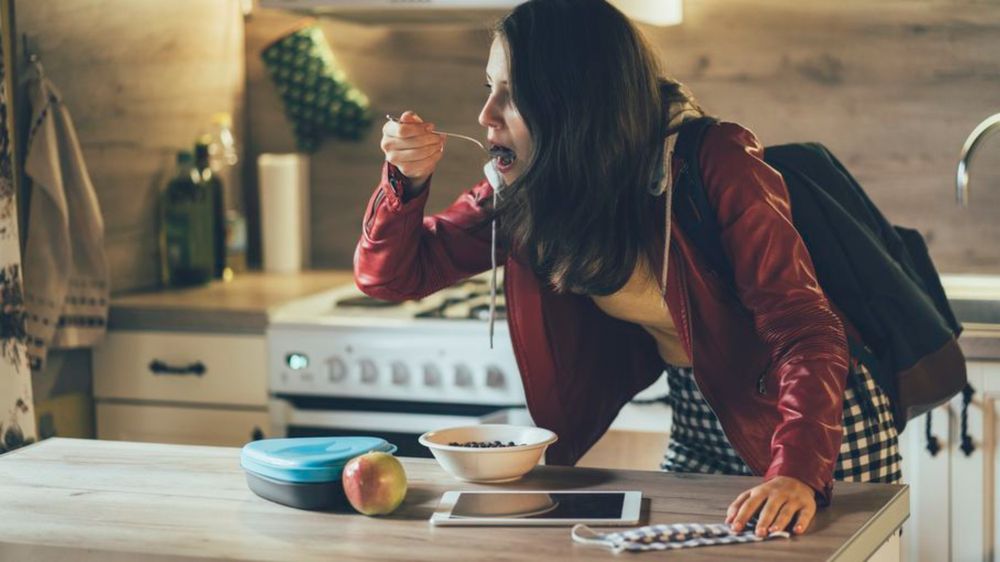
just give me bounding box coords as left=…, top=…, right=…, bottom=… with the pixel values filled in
left=572, top=519, right=790, bottom=553
left=661, top=362, right=902, bottom=483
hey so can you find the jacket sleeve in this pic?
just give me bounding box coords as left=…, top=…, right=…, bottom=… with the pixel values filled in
left=701, top=123, right=849, bottom=504
left=354, top=162, right=502, bottom=300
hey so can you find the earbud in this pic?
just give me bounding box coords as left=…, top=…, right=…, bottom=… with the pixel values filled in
left=483, top=160, right=504, bottom=193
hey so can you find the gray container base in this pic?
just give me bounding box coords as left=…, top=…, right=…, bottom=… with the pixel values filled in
left=245, top=470, right=349, bottom=511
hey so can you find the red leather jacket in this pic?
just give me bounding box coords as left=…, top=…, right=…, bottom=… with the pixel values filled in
left=355, top=122, right=850, bottom=504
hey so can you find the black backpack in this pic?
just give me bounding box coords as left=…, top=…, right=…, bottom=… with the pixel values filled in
left=673, top=117, right=967, bottom=436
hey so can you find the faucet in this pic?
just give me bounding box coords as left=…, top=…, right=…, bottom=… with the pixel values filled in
left=956, top=113, right=1000, bottom=207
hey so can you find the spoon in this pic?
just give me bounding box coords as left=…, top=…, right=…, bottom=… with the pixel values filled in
left=385, top=114, right=487, bottom=153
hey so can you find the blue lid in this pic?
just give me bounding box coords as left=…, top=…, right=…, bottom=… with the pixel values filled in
left=240, top=437, right=396, bottom=483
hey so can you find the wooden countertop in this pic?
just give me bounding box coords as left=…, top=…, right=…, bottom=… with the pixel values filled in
left=960, top=323, right=1000, bottom=360
left=107, top=270, right=1000, bottom=359
left=0, top=438, right=907, bottom=561
left=108, top=270, right=355, bottom=333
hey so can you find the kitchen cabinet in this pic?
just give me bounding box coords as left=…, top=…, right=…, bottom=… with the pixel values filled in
left=950, top=360, right=1000, bottom=562
left=900, top=402, right=951, bottom=560
left=96, top=402, right=269, bottom=446
left=900, top=329, right=1000, bottom=562
left=94, top=331, right=268, bottom=407
left=92, top=271, right=355, bottom=448
left=93, top=330, right=269, bottom=446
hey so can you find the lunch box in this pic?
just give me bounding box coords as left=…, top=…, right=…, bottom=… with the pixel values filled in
left=240, top=436, right=397, bottom=510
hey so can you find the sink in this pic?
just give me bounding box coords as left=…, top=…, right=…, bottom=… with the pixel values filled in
left=940, top=274, right=1000, bottom=326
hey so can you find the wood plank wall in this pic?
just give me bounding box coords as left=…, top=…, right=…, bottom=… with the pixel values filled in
left=17, top=0, right=246, bottom=294
left=14, top=0, right=1000, bottom=296
left=247, top=0, right=1000, bottom=275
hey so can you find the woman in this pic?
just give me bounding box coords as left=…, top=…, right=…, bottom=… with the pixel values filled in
left=356, top=0, right=900, bottom=538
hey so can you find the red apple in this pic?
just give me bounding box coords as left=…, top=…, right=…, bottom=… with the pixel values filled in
left=341, top=452, right=407, bottom=516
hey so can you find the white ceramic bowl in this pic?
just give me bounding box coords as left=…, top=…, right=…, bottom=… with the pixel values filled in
left=418, top=424, right=558, bottom=483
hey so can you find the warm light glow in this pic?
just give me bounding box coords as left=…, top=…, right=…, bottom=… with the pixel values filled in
left=609, top=0, right=683, bottom=27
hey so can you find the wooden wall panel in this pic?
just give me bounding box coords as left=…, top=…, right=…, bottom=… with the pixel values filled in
left=244, top=10, right=494, bottom=268
left=247, top=0, right=1000, bottom=274
left=18, top=0, right=246, bottom=293
left=13, top=0, right=999, bottom=295
left=647, top=0, right=1000, bottom=273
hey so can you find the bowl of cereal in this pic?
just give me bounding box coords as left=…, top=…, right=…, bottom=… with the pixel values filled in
left=418, top=424, right=558, bottom=483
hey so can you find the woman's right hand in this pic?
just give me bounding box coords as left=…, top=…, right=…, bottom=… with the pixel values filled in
left=380, top=110, right=446, bottom=191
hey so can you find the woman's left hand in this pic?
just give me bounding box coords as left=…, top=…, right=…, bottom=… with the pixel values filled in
left=725, top=476, right=817, bottom=536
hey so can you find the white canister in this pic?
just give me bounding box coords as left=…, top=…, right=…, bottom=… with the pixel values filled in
left=258, top=153, right=310, bottom=273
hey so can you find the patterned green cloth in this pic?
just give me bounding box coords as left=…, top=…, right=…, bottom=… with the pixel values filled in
left=262, top=25, right=372, bottom=151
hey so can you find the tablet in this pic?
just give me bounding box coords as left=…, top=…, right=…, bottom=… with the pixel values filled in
left=429, top=490, right=642, bottom=526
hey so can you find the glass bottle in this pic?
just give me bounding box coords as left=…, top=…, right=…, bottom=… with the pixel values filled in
left=208, top=112, right=239, bottom=170
left=160, top=151, right=215, bottom=286
left=204, top=113, right=243, bottom=279
left=194, top=138, right=226, bottom=279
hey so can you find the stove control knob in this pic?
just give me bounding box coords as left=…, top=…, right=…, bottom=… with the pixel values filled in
left=486, top=366, right=506, bottom=389
left=326, top=357, right=347, bottom=382
left=454, top=365, right=474, bottom=388
left=423, top=364, right=442, bottom=387
left=360, top=359, right=378, bottom=384
left=391, top=362, right=410, bottom=385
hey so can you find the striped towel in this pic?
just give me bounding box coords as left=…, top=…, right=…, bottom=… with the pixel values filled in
left=22, top=62, right=109, bottom=371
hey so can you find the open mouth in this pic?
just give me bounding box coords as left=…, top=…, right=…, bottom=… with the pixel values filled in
left=489, top=144, right=517, bottom=174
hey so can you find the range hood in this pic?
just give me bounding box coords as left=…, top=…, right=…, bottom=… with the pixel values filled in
left=258, top=0, right=683, bottom=27
left=261, top=0, right=522, bottom=7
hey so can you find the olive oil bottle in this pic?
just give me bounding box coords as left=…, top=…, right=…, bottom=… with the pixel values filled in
left=194, top=137, right=226, bottom=279
left=160, top=151, right=216, bottom=286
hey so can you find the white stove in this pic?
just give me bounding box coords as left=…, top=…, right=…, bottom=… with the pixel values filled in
left=267, top=272, right=529, bottom=457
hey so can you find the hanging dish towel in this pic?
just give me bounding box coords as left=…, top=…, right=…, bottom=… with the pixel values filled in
left=22, top=62, right=109, bottom=372
left=572, top=520, right=791, bottom=553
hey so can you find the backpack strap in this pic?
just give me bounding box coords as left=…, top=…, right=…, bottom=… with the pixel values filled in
left=672, top=116, right=733, bottom=281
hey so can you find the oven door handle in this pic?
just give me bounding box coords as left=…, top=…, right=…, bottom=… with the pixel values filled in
left=284, top=409, right=489, bottom=433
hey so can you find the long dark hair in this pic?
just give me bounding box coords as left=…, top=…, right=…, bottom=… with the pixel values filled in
left=495, top=0, right=697, bottom=295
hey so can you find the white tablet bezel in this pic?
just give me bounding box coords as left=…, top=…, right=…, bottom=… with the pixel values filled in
left=429, top=490, right=642, bottom=526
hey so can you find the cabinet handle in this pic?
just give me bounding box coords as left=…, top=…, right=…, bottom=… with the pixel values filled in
left=251, top=426, right=265, bottom=441
left=148, top=360, right=206, bottom=377
left=960, top=383, right=976, bottom=457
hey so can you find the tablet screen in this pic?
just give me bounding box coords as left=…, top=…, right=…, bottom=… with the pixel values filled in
left=451, top=492, right=625, bottom=519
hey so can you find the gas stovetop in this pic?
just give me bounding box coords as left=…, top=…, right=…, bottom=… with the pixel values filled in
left=270, top=272, right=505, bottom=326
